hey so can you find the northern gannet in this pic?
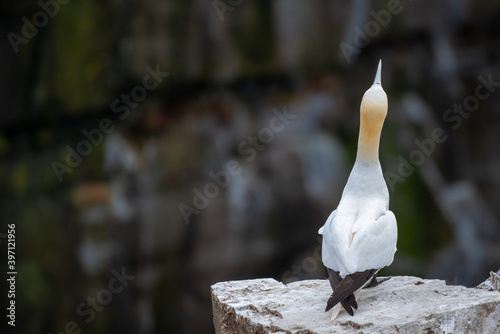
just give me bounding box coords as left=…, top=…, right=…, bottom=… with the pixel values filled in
left=318, top=60, right=397, bottom=321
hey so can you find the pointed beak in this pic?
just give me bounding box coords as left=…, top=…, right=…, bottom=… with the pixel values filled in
left=373, top=60, right=382, bottom=86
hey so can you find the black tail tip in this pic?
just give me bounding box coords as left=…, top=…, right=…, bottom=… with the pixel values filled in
left=325, top=299, right=337, bottom=312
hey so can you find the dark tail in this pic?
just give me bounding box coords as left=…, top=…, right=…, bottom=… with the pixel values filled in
left=326, top=269, right=359, bottom=315
left=325, top=269, right=376, bottom=315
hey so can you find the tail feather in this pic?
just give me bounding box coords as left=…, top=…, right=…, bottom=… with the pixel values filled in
left=325, top=269, right=376, bottom=314
left=327, top=269, right=357, bottom=315
left=341, top=293, right=358, bottom=315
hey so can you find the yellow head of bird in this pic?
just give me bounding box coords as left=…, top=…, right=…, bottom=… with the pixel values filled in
left=360, top=60, right=388, bottom=125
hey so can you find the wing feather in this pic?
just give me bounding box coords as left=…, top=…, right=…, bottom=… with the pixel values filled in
left=321, top=209, right=397, bottom=277
left=349, top=210, right=398, bottom=272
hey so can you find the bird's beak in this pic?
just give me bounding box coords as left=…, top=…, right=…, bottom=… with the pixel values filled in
left=373, top=60, right=382, bottom=86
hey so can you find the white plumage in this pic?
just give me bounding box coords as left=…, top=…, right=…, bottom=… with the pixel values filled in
left=319, top=163, right=397, bottom=277
left=318, top=60, right=397, bottom=319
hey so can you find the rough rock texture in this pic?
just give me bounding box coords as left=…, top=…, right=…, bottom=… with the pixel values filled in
left=477, top=270, right=500, bottom=292
left=211, top=276, right=500, bottom=334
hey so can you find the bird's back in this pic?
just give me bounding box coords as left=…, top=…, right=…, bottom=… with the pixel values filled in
left=320, top=162, right=396, bottom=277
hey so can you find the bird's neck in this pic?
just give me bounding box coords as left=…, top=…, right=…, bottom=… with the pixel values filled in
left=355, top=113, right=385, bottom=165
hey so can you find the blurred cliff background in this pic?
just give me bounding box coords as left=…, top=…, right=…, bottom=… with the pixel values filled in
left=2, top=0, right=500, bottom=333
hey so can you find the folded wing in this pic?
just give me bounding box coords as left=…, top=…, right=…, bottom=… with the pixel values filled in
left=349, top=210, right=397, bottom=272
left=321, top=210, right=397, bottom=277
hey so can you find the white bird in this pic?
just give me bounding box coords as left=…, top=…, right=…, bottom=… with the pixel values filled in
left=318, top=60, right=397, bottom=321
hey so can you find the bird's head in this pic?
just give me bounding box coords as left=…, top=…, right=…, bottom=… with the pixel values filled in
left=360, top=60, right=388, bottom=125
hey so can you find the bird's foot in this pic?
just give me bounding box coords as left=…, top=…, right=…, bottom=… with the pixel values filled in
left=363, top=275, right=391, bottom=289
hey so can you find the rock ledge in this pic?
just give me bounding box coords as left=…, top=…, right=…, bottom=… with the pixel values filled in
left=211, top=276, right=500, bottom=334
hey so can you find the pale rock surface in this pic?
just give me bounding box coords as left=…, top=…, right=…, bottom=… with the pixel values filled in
left=211, top=276, right=500, bottom=334
left=477, top=270, right=500, bottom=292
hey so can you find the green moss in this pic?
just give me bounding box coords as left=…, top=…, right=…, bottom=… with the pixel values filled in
left=11, top=163, right=29, bottom=197
left=17, top=261, right=52, bottom=334
left=391, top=176, right=428, bottom=258
left=232, top=2, right=275, bottom=62
left=389, top=169, right=452, bottom=261
left=40, top=0, right=112, bottom=112
left=225, top=1, right=277, bottom=77
left=18, top=261, right=51, bottom=307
